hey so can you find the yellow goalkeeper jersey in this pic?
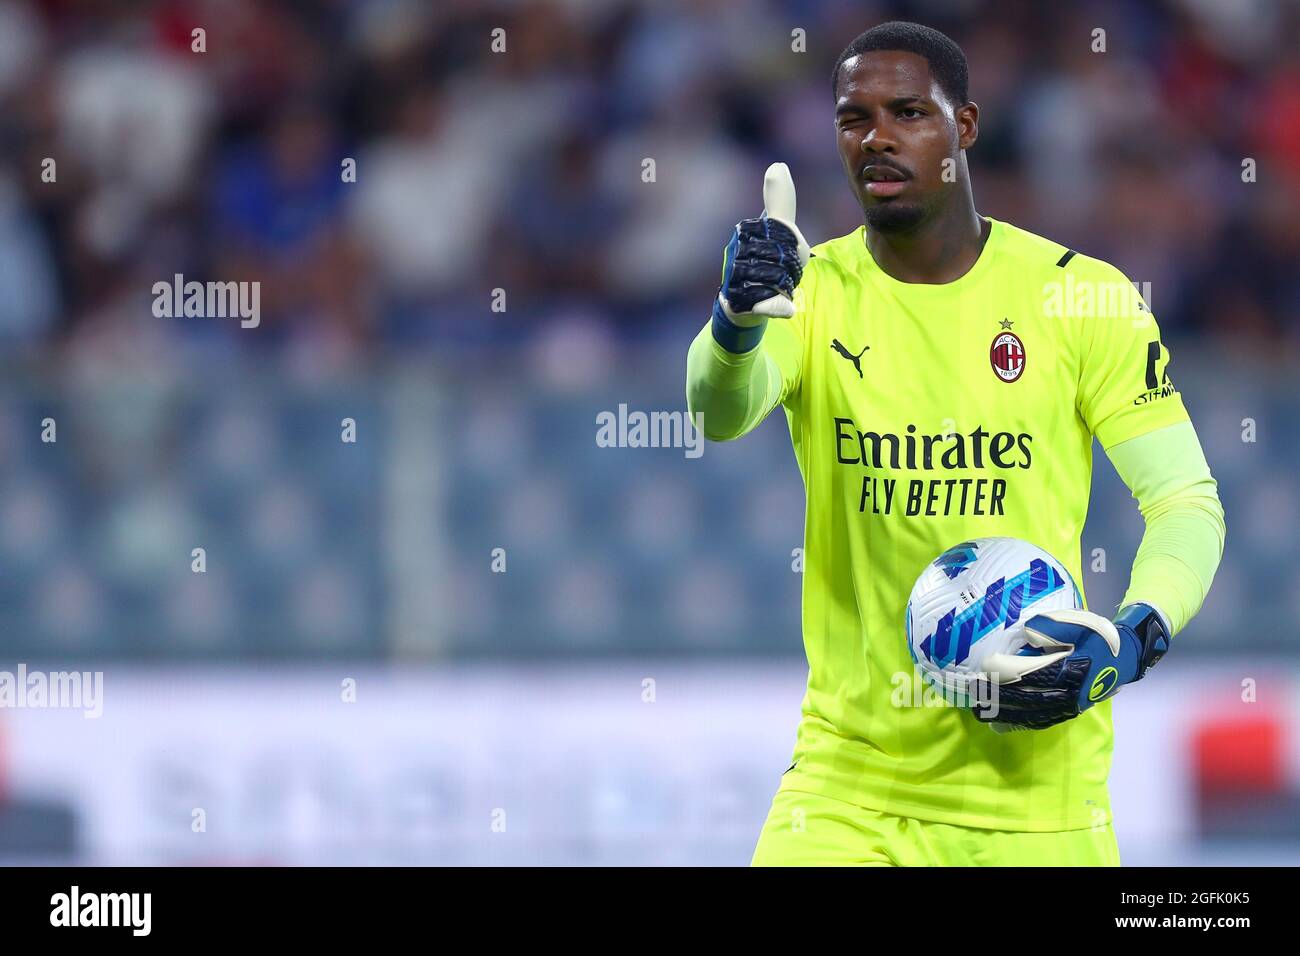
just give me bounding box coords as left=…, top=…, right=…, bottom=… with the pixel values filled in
left=687, top=217, right=1191, bottom=831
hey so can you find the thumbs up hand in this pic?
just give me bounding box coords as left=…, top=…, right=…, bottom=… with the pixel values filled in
left=715, top=163, right=811, bottom=331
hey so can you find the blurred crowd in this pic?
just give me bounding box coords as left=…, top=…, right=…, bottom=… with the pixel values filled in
left=0, top=0, right=1295, bottom=659
left=0, top=0, right=1296, bottom=358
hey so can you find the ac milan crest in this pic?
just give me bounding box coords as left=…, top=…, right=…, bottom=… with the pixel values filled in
left=989, top=327, right=1025, bottom=383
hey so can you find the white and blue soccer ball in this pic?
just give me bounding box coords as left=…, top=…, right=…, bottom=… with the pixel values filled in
left=905, top=537, right=1083, bottom=704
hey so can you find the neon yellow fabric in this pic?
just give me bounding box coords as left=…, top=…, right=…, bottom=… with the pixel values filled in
left=1105, top=421, right=1226, bottom=636
left=751, top=788, right=1120, bottom=866
left=685, top=218, right=1223, bottom=832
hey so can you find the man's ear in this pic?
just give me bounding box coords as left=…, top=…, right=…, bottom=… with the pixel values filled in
left=957, top=101, right=979, bottom=151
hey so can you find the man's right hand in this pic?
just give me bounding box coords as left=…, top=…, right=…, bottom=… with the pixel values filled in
left=715, top=162, right=811, bottom=336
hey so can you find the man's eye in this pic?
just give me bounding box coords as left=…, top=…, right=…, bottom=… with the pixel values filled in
left=900, top=108, right=924, bottom=119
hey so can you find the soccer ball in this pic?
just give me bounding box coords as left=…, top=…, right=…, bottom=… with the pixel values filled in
left=905, top=537, right=1082, bottom=704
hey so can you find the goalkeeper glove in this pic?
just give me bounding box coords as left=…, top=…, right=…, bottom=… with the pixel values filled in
left=712, top=162, right=810, bottom=353
left=972, top=603, right=1171, bottom=731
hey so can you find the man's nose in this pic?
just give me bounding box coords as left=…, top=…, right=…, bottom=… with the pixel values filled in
left=861, top=123, right=898, bottom=153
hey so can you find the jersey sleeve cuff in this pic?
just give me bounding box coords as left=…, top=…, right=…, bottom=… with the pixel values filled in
left=1095, top=399, right=1190, bottom=451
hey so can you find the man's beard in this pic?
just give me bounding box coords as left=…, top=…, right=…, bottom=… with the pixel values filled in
left=864, top=199, right=927, bottom=233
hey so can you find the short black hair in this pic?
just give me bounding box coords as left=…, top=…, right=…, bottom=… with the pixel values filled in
left=832, top=21, right=969, bottom=106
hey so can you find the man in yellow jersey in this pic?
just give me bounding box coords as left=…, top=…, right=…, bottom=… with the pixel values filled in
left=685, top=21, right=1226, bottom=866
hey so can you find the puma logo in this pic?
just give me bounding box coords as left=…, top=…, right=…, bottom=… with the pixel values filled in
left=831, top=339, right=869, bottom=378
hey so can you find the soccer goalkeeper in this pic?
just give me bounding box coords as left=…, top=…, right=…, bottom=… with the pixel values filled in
left=686, top=21, right=1225, bottom=866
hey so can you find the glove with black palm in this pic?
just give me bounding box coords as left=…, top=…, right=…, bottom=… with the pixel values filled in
left=711, top=163, right=811, bottom=353
left=972, top=603, right=1171, bottom=731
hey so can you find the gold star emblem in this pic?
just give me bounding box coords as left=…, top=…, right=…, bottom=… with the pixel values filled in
left=999, top=318, right=1013, bottom=329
